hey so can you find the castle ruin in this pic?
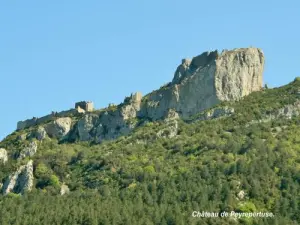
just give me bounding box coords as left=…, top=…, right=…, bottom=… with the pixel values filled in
left=75, top=101, right=94, bottom=113
left=131, top=92, right=142, bottom=103
left=17, top=101, right=95, bottom=130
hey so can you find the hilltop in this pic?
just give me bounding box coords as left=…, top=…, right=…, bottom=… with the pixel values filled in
left=13, top=47, right=264, bottom=144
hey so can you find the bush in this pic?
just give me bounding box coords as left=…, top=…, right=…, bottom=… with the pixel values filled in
left=49, top=175, right=60, bottom=188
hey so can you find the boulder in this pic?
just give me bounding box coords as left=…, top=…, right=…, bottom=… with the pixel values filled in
left=2, top=160, right=34, bottom=195
left=45, top=117, right=72, bottom=139
left=237, top=190, right=246, bottom=200
left=60, top=184, right=70, bottom=196
left=0, top=148, right=8, bottom=164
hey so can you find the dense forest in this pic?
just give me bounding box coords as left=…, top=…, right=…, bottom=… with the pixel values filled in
left=1, top=78, right=300, bottom=224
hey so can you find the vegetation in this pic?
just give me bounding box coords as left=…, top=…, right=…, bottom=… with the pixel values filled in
left=1, top=79, right=300, bottom=224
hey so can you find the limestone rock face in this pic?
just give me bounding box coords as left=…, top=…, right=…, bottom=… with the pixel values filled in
left=91, top=94, right=143, bottom=143
left=19, top=141, right=38, bottom=159
left=31, top=126, right=47, bottom=141
left=157, top=109, right=179, bottom=139
left=71, top=48, right=263, bottom=142
left=94, top=110, right=133, bottom=143
left=215, top=48, right=264, bottom=101
left=2, top=160, right=34, bottom=195
left=45, top=117, right=72, bottom=139
left=12, top=47, right=264, bottom=144
left=172, top=58, right=192, bottom=84
left=0, top=148, right=8, bottom=164
left=157, top=120, right=178, bottom=139
left=78, top=114, right=99, bottom=141
left=142, top=47, right=264, bottom=120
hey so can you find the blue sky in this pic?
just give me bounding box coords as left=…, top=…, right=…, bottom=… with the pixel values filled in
left=0, top=1, right=299, bottom=140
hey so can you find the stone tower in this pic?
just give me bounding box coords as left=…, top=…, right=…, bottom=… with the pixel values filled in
left=75, top=101, right=94, bottom=112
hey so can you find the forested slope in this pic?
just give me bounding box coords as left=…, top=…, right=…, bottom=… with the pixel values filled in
left=1, top=78, right=300, bottom=224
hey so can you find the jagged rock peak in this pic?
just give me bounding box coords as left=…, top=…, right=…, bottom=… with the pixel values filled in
left=172, top=47, right=264, bottom=85
left=141, top=47, right=264, bottom=120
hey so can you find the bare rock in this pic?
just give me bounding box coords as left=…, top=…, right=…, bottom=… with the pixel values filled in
left=237, top=190, right=246, bottom=200
left=45, top=117, right=72, bottom=139
left=156, top=109, right=180, bottom=138
left=31, top=126, right=47, bottom=141
left=165, top=109, right=180, bottom=121
left=192, top=106, right=235, bottom=122
left=60, top=184, right=70, bottom=195
left=143, top=47, right=264, bottom=120
left=0, top=148, right=8, bottom=164
left=19, top=141, right=38, bottom=159
left=2, top=160, right=34, bottom=195
left=77, top=114, right=99, bottom=141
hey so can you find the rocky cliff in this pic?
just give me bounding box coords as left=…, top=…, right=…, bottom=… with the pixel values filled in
left=15, top=47, right=264, bottom=143
left=2, top=160, right=34, bottom=195
left=141, top=48, right=263, bottom=119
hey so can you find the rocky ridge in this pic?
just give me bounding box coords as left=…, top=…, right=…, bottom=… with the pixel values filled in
left=15, top=47, right=264, bottom=143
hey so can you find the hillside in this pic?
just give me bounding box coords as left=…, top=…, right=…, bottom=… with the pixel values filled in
left=1, top=49, right=300, bottom=224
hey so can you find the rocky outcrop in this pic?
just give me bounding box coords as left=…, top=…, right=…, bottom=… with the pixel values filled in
left=141, top=48, right=264, bottom=120
left=273, top=100, right=300, bottom=119
left=190, top=106, right=235, bottom=122
left=237, top=190, right=246, bottom=200
left=157, top=109, right=179, bottom=138
left=0, top=148, right=8, bottom=164
left=19, top=141, right=38, bottom=159
left=87, top=93, right=143, bottom=143
left=31, top=126, right=47, bottom=141
left=246, top=100, right=300, bottom=127
left=164, top=109, right=180, bottom=121
left=45, top=117, right=72, bottom=139
left=2, top=160, right=34, bottom=195
left=157, top=120, right=178, bottom=139
left=94, top=109, right=135, bottom=143
left=77, top=114, right=99, bottom=141
left=60, top=184, right=70, bottom=195
left=13, top=47, right=264, bottom=143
